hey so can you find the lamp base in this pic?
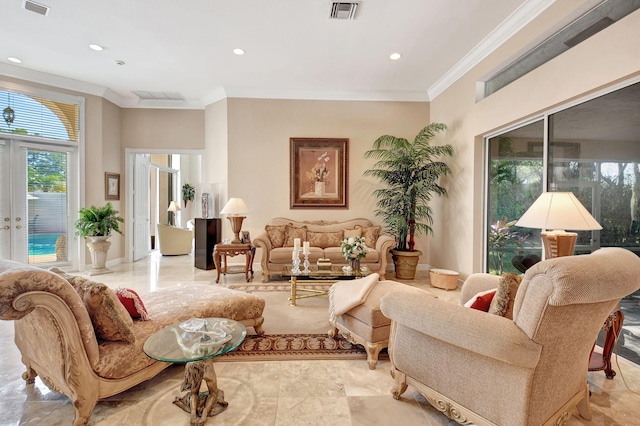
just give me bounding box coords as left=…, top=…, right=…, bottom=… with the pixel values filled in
left=227, top=216, right=245, bottom=244
left=541, top=230, right=578, bottom=259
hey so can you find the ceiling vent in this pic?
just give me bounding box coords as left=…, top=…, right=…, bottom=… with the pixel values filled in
left=329, top=2, right=358, bottom=20
left=23, top=0, right=50, bottom=16
left=133, top=91, right=185, bottom=101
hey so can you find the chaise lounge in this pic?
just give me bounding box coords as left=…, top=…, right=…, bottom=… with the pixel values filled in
left=0, top=259, right=265, bottom=426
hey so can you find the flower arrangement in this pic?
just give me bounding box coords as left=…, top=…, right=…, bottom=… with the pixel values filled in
left=306, top=152, right=330, bottom=182
left=341, top=236, right=368, bottom=261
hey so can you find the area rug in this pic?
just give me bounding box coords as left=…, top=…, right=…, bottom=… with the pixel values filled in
left=219, top=333, right=388, bottom=362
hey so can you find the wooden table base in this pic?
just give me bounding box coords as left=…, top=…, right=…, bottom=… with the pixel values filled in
left=588, top=308, right=623, bottom=379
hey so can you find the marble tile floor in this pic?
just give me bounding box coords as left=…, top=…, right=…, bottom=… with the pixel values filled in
left=1, top=252, right=640, bottom=425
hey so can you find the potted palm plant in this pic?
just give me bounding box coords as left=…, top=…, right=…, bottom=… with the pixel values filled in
left=364, top=122, right=454, bottom=279
left=74, top=202, right=124, bottom=275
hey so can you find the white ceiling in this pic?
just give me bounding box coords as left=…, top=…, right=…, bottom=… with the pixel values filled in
left=0, top=0, right=555, bottom=109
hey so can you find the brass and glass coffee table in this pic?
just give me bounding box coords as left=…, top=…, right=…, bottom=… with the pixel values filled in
left=143, top=318, right=246, bottom=426
left=281, top=265, right=370, bottom=306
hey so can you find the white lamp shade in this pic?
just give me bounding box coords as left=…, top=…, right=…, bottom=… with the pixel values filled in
left=516, top=192, right=602, bottom=231
left=220, top=198, right=250, bottom=216
left=167, top=201, right=181, bottom=213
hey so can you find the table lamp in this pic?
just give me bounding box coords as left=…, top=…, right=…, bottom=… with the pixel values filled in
left=515, top=192, right=601, bottom=259
left=220, top=197, right=250, bottom=243
left=167, top=201, right=181, bottom=226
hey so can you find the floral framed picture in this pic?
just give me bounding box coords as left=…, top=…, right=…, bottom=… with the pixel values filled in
left=105, top=172, right=120, bottom=201
left=290, top=138, right=348, bottom=209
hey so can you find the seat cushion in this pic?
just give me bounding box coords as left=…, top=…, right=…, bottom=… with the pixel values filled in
left=93, top=284, right=265, bottom=379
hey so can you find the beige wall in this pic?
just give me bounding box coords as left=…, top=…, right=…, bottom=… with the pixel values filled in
left=430, top=3, right=640, bottom=277
left=222, top=98, right=430, bottom=257
left=121, top=108, right=205, bottom=150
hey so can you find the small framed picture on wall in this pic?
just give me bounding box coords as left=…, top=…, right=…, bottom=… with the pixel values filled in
left=105, top=172, right=120, bottom=200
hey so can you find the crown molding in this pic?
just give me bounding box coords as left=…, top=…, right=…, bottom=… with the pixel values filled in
left=427, top=0, right=557, bottom=101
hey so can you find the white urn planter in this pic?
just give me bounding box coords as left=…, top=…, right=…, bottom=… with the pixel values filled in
left=86, top=236, right=112, bottom=276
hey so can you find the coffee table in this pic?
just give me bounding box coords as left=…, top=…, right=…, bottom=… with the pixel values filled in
left=281, top=265, right=370, bottom=306
left=143, top=318, right=246, bottom=426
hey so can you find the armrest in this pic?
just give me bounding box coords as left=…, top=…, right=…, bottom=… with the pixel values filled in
left=375, top=234, right=395, bottom=253
left=381, top=290, right=541, bottom=369
left=460, top=273, right=501, bottom=305
left=252, top=232, right=272, bottom=252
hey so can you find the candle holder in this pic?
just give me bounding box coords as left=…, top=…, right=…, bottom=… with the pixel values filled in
left=291, top=249, right=301, bottom=275
left=303, top=253, right=310, bottom=273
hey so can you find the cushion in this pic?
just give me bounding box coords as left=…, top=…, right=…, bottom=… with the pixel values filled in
left=464, top=289, right=497, bottom=312
left=50, top=268, right=135, bottom=343
left=284, top=225, right=308, bottom=247
left=115, top=288, right=150, bottom=320
left=265, top=224, right=287, bottom=248
left=489, top=273, right=523, bottom=319
left=343, top=228, right=362, bottom=239
left=355, top=225, right=381, bottom=248
left=307, top=231, right=343, bottom=248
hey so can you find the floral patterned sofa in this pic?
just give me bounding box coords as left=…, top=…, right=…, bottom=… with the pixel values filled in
left=0, top=260, right=265, bottom=426
left=253, top=217, right=396, bottom=282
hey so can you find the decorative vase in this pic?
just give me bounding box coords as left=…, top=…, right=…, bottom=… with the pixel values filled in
left=86, top=236, right=112, bottom=276
left=349, top=258, right=360, bottom=272
left=314, top=181, right=325, bottom=196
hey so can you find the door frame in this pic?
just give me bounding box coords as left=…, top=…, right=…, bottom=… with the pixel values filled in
left=125, top=148, right=204, bottom=262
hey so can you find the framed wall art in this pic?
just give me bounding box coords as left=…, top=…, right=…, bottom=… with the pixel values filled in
left=290, top=138, right=348, bottom=209
left=105, top=172, right=120, bottom=201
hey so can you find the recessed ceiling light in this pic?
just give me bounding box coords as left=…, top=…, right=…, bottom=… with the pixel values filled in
left=389, top=52, right=402, bottom=61
left=233, top=48, right=245, bottom=55
left=8, top=57, right=22, bottom=64
left=89, top=44, right=104, bottom=51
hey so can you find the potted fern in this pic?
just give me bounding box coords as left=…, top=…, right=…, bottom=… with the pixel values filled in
left=182, top=183, right=195, bottom=207
left=74, top=203, right=124, bottom=275
left=364, top=123, right=454, bottom=279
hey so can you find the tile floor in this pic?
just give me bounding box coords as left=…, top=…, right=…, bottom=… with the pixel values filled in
left=1, top=252, right=640, bottom=425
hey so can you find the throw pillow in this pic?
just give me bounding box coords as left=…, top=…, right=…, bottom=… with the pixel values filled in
left=265, top=224, right=287, bottom=248
left=489, top=273, right=524, bottom=320
left=308, top=231, right=343, bottom=248
left=49, top=268, right=135, bottom=343
left=115, top=288, right=150, bottom=320
left=355, top=225, right=381, bottom=248
left=284, top=225, right=308, bottom=247
left=463, top=289, right=497, bottom=312
left=343, top=228, right=362, bottom=239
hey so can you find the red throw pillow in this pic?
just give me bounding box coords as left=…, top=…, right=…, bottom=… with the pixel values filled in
left=115, top=288, right=150, bottom=320
left=464, top=289, right=497, bottom=312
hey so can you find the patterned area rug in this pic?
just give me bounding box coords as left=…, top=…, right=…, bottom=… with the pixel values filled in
left=219, top=333, right=388, bottom=362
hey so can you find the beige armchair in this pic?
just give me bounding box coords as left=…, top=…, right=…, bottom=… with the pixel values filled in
left=156, top=223, right=193, bottom=255
left=380, top=248, right=640, bottom=426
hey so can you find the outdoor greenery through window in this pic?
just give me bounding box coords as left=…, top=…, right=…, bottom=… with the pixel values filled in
left=486, top=81, right=640, bottom=274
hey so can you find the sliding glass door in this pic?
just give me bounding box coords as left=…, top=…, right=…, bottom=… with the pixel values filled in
left=485, top=81, right=640, bottom=273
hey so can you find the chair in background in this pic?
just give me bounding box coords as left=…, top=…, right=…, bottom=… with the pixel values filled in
left=156, top=223, right=193, bottom=255
left=380, top=248, right=640, bottom=426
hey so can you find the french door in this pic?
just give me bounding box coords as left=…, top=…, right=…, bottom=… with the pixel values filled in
left=0, top=138, right=75, bottom=266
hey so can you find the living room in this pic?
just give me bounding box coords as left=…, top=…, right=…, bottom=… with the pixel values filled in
left=2, top=0, right=640, bottom=425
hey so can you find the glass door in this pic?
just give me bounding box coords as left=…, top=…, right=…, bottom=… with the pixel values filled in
left=0, top=139, right=71, bottom=265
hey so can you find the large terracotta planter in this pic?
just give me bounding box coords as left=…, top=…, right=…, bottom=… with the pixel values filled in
left=86, top=236, right=112, bottom=276
left=391, top=249, right=422, bottom=280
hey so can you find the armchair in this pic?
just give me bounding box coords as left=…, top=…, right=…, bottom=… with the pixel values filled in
left=156, top=223, right=193, bottom=255
left=380, top=247, right=640, bottom=426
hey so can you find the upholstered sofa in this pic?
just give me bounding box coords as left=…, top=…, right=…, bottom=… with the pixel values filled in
left=0, top=260, right=265, bottom=426
left=253, top=217, right=395, bottom=282
left=380, top=248, right=640, bottom=426
left=156, top=223, right=193, bottom=255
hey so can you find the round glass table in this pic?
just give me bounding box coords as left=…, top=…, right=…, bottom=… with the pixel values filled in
left=144, top=318, right=246, bottom=425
